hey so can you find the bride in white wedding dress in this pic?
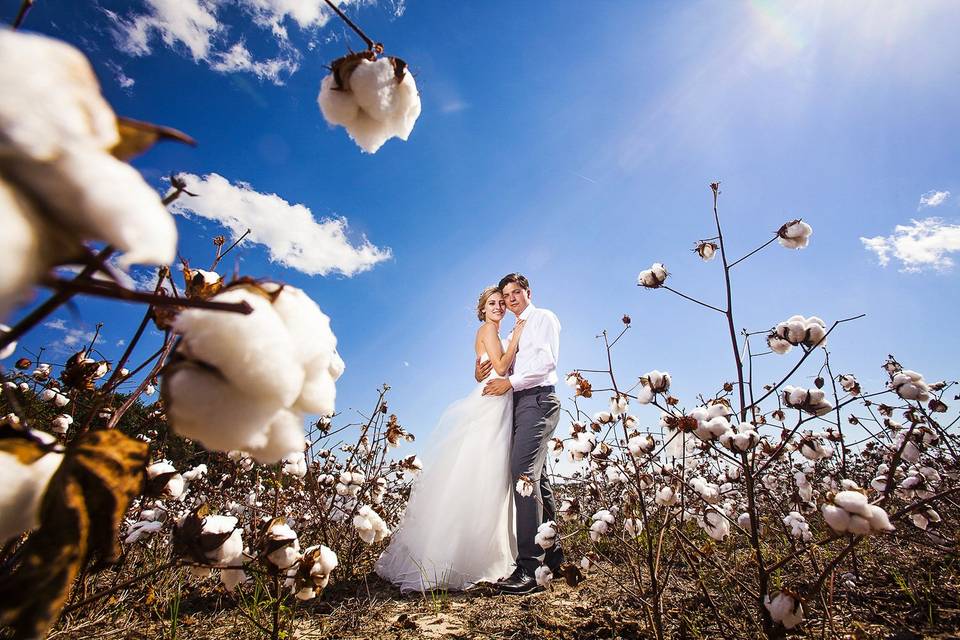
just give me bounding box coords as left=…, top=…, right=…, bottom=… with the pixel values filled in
left=375, top=287, right=525, bottom=593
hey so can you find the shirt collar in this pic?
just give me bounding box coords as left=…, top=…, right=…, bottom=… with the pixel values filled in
left=519, top=303, right=536, bottom=321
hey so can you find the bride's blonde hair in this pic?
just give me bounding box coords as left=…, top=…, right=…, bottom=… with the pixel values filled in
left=476, top=285, right=500, bottom=322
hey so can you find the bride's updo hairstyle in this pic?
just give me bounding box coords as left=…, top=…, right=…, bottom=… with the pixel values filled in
left=476, top=285, right=500, bottom=322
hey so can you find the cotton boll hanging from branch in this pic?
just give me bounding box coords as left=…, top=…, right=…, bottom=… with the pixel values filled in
left=316, top=1, right=421, bottom=154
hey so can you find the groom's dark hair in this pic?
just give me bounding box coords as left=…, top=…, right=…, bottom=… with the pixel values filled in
left=498, top=273, right=530, bottom=292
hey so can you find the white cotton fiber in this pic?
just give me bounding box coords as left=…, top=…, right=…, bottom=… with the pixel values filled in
left=174, top=288, right=304, bottom=406
left=317, top=57, right=422, bottom=154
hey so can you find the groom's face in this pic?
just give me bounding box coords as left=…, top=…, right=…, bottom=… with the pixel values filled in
left=502, top=282, right=530, bottom=316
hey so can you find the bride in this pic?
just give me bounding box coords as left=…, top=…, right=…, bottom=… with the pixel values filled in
left=375, top=286, right=525, bottom=593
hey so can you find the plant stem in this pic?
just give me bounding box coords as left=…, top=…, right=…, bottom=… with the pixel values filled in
left=323, top=0, right=379, bottom=51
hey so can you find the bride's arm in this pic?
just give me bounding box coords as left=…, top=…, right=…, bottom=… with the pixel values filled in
left=479, top=321, right=525, bottom=376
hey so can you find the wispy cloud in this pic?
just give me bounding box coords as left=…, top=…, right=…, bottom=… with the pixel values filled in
left=171, top=173, right=392, bottom=277
left=103, top=0, right=369, bottom=85
left=43, top=319, right=99, bottom=353
left=919, top=189, right=950, bottom=209
left=861, top=217, right=960, bottom=272
left=210, top=41, right=300, bottom=84
left=105, top=60, right=136, bottom=89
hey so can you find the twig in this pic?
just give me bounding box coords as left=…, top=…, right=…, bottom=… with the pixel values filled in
left=40, top=276, right=253, bottom=315
left=12, top=0, right=33, bottom=29
left=323, top=0, right=380, bottom=51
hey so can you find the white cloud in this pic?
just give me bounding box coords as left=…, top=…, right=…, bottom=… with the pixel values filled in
left=43, top=319, right=98, bottom=353
left=171, top=173, right=391, bottom=277
left=919, top=190, right=950, bottom=209
left=104, top=0, right=367, bottom=85
left=211, top=41, right=300, bottom=84
left=105, top=61, right=136, bottom=89
left=107, top=0, right=220, bottom=61
left=861, top=217, right=960, bottom=272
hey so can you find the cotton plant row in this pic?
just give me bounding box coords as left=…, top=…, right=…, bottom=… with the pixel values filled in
left=538, top=185, right=959, bottom=640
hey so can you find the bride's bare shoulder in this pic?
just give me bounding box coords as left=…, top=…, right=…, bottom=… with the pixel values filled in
left=476, top=321, right=498, bottom=339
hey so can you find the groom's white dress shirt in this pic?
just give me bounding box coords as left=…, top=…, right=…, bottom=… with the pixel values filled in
left=508, top=303, right=560, bottom=392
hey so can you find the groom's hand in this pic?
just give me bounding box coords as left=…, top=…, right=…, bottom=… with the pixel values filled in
left=483, top=378, right=512, bottom=396
left=475, top=357, right=492, bottom=382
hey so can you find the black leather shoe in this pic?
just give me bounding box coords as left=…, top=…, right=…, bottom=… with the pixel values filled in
left=495, top=567, right=543, bottom=595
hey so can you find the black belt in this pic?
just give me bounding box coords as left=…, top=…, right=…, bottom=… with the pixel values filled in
left=513, top=385, right=555, bottom=398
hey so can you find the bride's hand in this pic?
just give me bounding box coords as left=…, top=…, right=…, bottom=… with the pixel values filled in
left=512, top=319, right=526, bottom=340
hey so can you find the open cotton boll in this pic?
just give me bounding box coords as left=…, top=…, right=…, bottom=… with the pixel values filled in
left=182, top=463, right=208, bottom=482
left=0, top=430, right=64, bottom=543
left=700, top=509, right=730, bottom=541
left=637, top=263, right=668, bottom=288
left=173, top=288, right=304, bottom=407
left=535, top=565, right=553, bottom=589
left=0, top=31, right=176, bottom=269
left=282, top=452, right=308, bottom=478
left=0, top=184, right=44, bottom=320
left=164, top=364, right=292, bottom=463
left=50, top=413, right=73, bottom=435
left=765, top=592, right=804, bottom=629
left=353, top=505, right=390, bottom=544
left=535, top=521, right=558, bottom=549
left=202, top=515, right=244, bottom=567
left=623, top=518, right=642, bottom=537
left=294, top=544, right=338, bottom=599
left=318, top=56, right=422, bottom=154
left=147, top=461, right=185, bottom=500
left=124, top=519, right=164, bottom=544
left=889, top=370, right=930, bottom=402
left=777, top=219, right=813, bottom=249
left=265, top=522, right=301, bottom=569
left=515, top=475, right=534, bottom=497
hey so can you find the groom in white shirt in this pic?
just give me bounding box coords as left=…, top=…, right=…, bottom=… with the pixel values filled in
left=478, top=273, right=563, bottom=594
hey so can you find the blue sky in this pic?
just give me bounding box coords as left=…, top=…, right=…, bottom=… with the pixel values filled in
left=8, top=0, right=960, bottom=449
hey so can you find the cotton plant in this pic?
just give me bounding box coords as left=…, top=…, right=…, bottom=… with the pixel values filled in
left=0, top=30, right=178, bottom=318
left=162, top=282, right=344, bottom=463
left=263, top=520, right=301, bottom=569
left=317, top=51, right=422, bottom=154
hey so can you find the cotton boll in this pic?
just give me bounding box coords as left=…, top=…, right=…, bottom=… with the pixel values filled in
left=124, top=519, right=164, bottom=544
left=765, top=592, right=804, bottom=629
left=164, top=364, right=291, bottom=462
left=535, top=565, right=553, bottom=589
left=173, top=288, right=304, bottom=407
left=767, top=334, right=792, bottom=355
left=637, top=263, right=668, bottom=288
left=535, top=521, right=558, bottom=549
left=777, top=219, right=813, bottom=249
left=39, top=389, right=55, bottom=402
left=627, top=434, right=655, bottom=457
left=623, top=517, right=642, bottom=538
left=50, top=413, right=73, bottom=435
left=147, top=461, right=185, bottom=500
left=0, top=31, right=176, bottom=268
left=0, top=430, right=64, bottom=543
left=264, top=521, right=300, bottom=569
left=635, top=386, right=654, bottom=405
left=54, top=392, right=70, bottom=407
left=202, top=515, right=244, bottom=567
left=889, top=370, right=931, bottom=402
left=282, top=452, right=308, bottom=478
left=516, top=476, right=534, bottom=497
left=318, top=56, right=422, bottom=154
left=353, top=505, right=390, bottom=544
left=700, top=509, right=730, bottom=541
left=593, top=411, right=613, bottom=424
left=821, top=504, right=850, bottom=533
left=655, top=486, right=677, bottom=506
left=0, top=324, right=18, bottom=359
left=609, top=395, right=629, bottom=418
left=0, top=178, right=45, bottom=319
left=318, top=74, right=360, bottom=125
left=182, top=463, right=208, bottom=482
left=737, top=512, right=753, bottom=532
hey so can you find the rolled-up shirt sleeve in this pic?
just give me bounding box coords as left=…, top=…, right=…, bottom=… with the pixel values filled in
left=508, top=310, right=560, bottom=392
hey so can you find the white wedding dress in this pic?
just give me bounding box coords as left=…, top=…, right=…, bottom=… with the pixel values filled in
left=375, top=345, right=517, bottom=593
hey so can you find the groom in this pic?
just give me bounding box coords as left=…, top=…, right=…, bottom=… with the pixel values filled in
left=477, top=273, right=563, bottom=595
